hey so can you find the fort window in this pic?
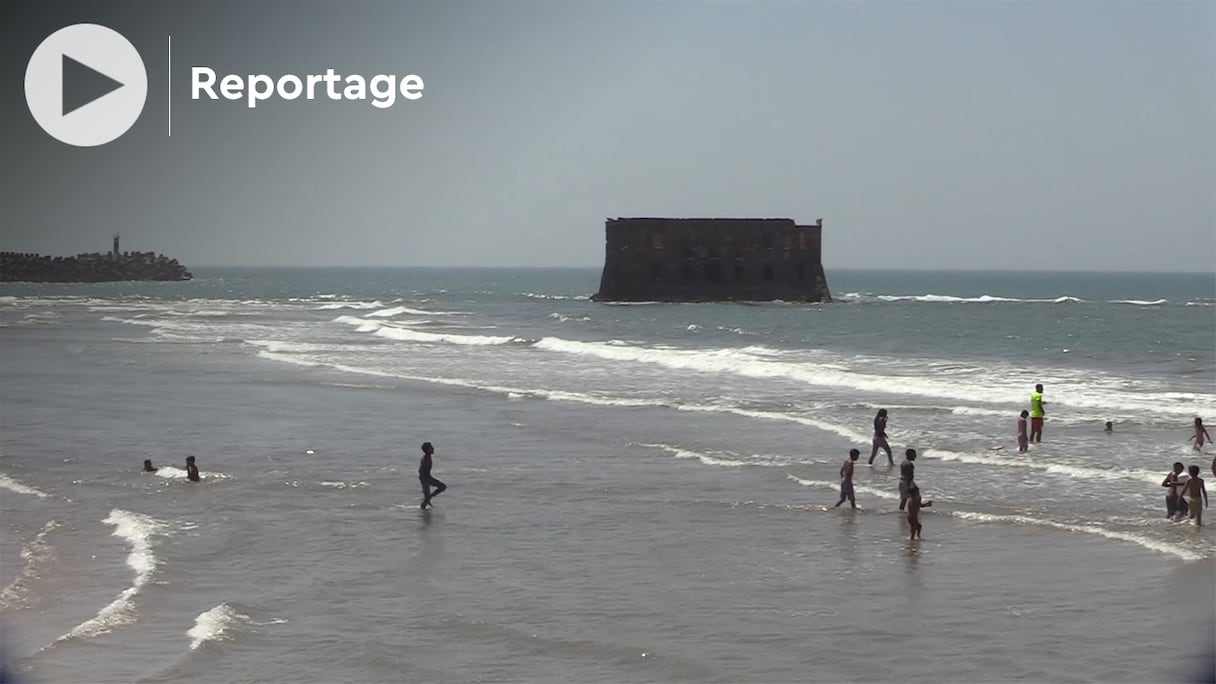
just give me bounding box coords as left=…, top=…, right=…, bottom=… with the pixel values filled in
left=731, top=246, right=743, bottom=259
left=652, top=233, right=665, bottom=250
left=683, top=247, right=695, bottom=260
left=733, top=264, right=744, bottom=280
left=704, top=262, right=723, bottom=281
left=783, top=234, right=793, bottom=250
left=762, top=265, right=774, bottom=280
left=652, top=263, right=664, bottom=280
left=762, top=233, right=774, bottom=249
left=708, top=247, right=719, bottom=259
left=798, top=264, right=806, bottom=280
left=799, top=233, right=808, bottom=250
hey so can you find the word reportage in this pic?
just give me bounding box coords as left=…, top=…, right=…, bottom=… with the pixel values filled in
left=192, top=67, right=424, bottom=109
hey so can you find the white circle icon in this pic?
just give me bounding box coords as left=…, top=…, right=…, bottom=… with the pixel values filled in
left=25, top=24, right=148, bottom=147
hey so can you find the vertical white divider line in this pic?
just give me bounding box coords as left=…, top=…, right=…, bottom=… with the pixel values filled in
left=168, top=35, right=172, bottom=137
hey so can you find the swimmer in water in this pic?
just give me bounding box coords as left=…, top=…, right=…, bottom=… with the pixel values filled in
left=1190, top=417, right=1212, bottom=451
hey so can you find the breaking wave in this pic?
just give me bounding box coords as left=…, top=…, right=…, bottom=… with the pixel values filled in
left=56, top=510, right=165, bottom=642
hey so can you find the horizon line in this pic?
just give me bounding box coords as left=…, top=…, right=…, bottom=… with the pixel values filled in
left=182, top=265, right=1216, bottom=276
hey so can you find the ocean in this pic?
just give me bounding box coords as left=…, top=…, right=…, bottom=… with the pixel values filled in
left=1, top=267, right=1214, bottom=683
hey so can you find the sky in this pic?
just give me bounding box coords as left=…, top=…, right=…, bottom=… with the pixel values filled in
left=1, top=0, right=1213, bottom=272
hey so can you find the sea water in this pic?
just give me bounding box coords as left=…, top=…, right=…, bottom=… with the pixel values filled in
left=1, top=268, right=1213, bottom=683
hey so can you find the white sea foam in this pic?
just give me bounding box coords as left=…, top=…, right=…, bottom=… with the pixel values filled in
left=246, top=340, right=332, bottom=354
left=925, top=448, right=1161, bottom=484
left=161, top=309, right=233, bottom=317
left=250, top=347, right=884, bottom=443
left=0, top=520, right=60, bottom=610
left=786, top=474, right=900, bottom=500
left=372, top=326, right=526, bottom=346
left=1109, top=299, right=1168, bottom=306
left=638, top=443, right=791, bottom=468
left=319, top=480, right=370, bottom=489
left=315, top=301, right=384, bottom=310
left=57, top=510, right=164, bottom=642
left=188, top=603, right=250, bottom=650
left=0, top=473, right=51, bottom=499
left=101, top=315, right=163, bottom=327
left=839, top=292, right=1090, bottom=304
left=154, top=466, right=228, bottom=481
left=247, top=342, right=1205, bottom=450
left=951, top=511, right=1204, bottom=561
left=520, top=292, right=590, bottom=301
left=529, top=336, right=1215, bottom=419
left=332, top=315, right=383, bottom=333
left=548, top=313, right=591, bottom=323
left=678, top=404, right=872, bottom=443
left=365, top=305, right=439, bottom=318
left=717, top=326, right=759, bottom=336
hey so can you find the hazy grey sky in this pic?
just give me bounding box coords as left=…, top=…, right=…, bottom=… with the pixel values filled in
left=2, top=0, right=1213, bottom=271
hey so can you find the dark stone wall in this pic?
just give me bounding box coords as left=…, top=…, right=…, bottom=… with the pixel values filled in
left=0, top=251, right=193, bottom=282
left=593, top=218, right=831, bottom=302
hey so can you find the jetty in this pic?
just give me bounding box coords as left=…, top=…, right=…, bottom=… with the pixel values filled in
left=592, top=217, right=831, bottom=303
left=0, top=235, right=192, bottom=283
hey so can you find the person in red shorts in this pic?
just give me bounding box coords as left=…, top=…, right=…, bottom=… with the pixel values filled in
left=1029, top=384, right=1046, bottom=443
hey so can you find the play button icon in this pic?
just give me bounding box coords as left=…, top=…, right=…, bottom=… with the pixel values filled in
left=62, top=54, right=126, bottom=116
left=25, top=24, right=147, bottom=147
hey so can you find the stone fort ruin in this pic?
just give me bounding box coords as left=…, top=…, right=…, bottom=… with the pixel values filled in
left=592, top=218, right=831, bottom=303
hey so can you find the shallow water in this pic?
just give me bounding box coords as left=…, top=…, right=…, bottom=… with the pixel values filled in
left=2, top=268, right=1214, bottom=682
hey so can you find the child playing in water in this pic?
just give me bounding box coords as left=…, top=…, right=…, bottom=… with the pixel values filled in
left=1190, top=418, right=1212, bottom=451
left=1183, top=465, right=1208, bottom=526
left=907, top=482, right=932, bottom=539
left=1017, top=410, right=1029, bottom=452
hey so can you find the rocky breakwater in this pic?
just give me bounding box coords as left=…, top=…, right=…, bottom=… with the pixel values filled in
left=0, top=251, right=193, bottom=282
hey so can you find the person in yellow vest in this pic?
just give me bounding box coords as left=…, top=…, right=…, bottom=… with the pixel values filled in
left=1029, top=384, right=1046, bottom=443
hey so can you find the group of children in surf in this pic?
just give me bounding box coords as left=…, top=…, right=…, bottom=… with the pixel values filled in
left=833, top=407, right=930, bottom=539
left=833, top=383, right=1215, bottom=536
left=1162, top=417, right=1213, bottom=526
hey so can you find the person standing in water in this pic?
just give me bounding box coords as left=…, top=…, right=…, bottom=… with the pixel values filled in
left=184, top=456, right=200, bottom=482
left=1162, top=462, right=1188, bottom=520
left=835, top=449, right=860, bottom=509
left=1016, top=410, right=1030, bottom=452
left=869, top=409, right=893, bottom=465
left=898, top=448, right=917, bottom=511
left=1029, top=384, right=1046, bottom=443
left=906, top=482, right=933, bottom=539
left=142, top=459, right=157, bottom=473
left=1183, top=465, right=1207, bottom=526
left=1190, top=417, right=1212, bottom=451
left=418, top=441, right=447, bottom=509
